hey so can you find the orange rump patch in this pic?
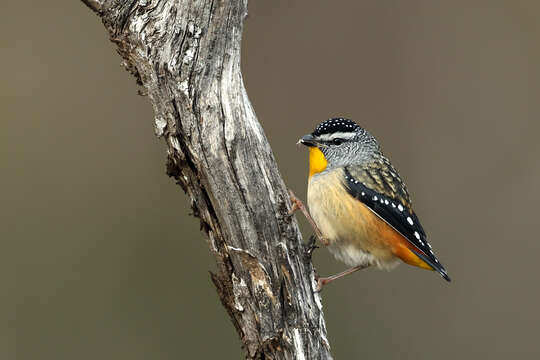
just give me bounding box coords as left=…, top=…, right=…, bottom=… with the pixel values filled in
left=355, top=200, right=434, bottom=271
left=373, top=216, right=433, bottom=271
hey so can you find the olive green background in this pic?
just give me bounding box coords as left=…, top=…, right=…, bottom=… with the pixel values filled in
left=2, top=1, right=539, bottom=359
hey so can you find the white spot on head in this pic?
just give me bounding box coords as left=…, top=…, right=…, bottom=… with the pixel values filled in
left=407, top=217, right=413, bottom=225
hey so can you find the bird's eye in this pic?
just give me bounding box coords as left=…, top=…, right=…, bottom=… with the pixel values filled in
left=332, top=138, right=344, bottom=145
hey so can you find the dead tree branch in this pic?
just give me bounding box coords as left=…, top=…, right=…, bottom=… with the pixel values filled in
left=81, top=1, right=332, bottom=358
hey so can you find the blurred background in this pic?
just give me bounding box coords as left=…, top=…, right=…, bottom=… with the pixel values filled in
left=2, top=1, right=539, bottom=359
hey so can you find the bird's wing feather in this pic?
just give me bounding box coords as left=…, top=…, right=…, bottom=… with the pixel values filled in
left=343, top=163, right=450, bottom=281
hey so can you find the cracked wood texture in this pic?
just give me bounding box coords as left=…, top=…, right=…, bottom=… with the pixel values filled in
left=82, top=0, right=332, bottom=359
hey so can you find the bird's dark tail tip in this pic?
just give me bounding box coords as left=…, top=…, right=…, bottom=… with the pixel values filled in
left=412, top=248, right=451, bottom=283
left=439, top=269, right=451, bottom=282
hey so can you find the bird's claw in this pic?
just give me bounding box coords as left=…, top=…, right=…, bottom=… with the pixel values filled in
left=306, top=235, right=319, bottom=258
left=315, top=276, right=330, bottom=293
left=288, top=189, right=328, bottom=246
left=315, top=281, right=323, bottom=293
left=288, top=189, right=303, bottom=216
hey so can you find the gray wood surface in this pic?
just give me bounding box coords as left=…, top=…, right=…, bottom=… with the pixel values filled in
left=81, top=1, right=332, bottom=358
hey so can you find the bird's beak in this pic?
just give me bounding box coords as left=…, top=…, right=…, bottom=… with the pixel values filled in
left=297, top=134, right=317, bottom=147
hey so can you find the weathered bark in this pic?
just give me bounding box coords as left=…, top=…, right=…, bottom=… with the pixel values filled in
left=81, top=1, right=332, bottom=358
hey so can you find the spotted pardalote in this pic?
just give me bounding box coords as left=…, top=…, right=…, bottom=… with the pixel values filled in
left=298, top=118, right=450, bottom=284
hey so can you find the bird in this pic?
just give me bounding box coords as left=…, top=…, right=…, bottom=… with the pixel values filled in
left=291, top=117, right=450, bottom=289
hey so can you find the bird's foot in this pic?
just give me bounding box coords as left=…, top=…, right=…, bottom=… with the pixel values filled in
left=314, top=264, right=371, bottom=292
left=288, top=189, right=329, bottom=246
left=306, top=235, right=319, bottom=259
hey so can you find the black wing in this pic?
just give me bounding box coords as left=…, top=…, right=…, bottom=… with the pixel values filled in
left=343, top=165, right=450, bottom=281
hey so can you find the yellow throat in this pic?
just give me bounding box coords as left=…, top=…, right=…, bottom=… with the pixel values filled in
left=308, top=147, right=328, bottom=178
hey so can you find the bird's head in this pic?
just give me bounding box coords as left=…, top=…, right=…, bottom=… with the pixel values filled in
left=298, top=118, right=379, bottom=177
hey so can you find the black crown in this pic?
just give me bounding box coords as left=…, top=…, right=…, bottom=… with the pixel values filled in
left=312, top=118, right=359, bottom=136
